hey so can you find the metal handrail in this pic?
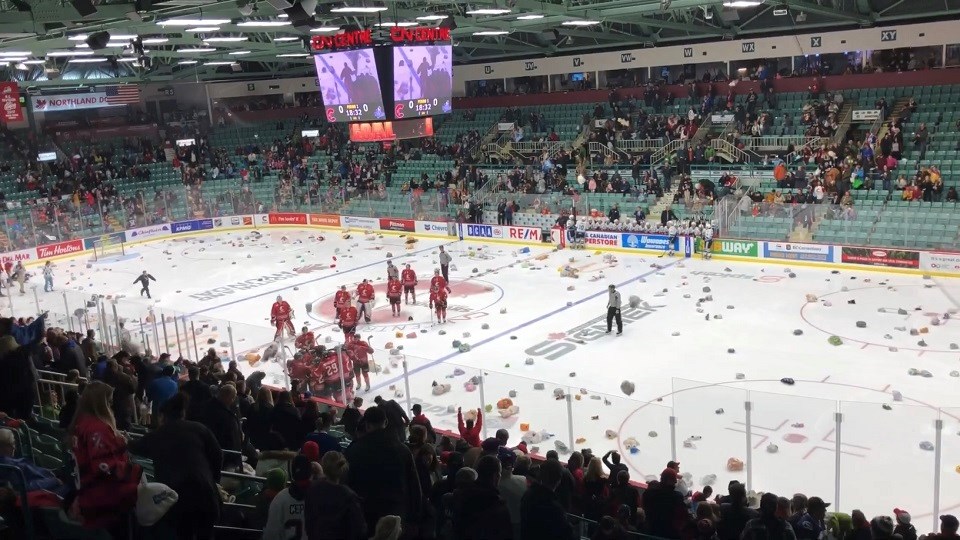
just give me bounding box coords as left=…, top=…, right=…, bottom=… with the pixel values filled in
left=709, top=138, right=748, bottom=163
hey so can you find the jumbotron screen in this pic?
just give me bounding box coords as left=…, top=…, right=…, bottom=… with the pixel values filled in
left=392, top=45, right=452, bottom=119
left=314, top=49, right=386, bottom=122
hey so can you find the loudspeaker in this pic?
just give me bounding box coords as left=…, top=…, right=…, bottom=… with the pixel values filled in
left=439, top=17, right=457, bottom=30
left=85, top=31, right=111, bottom=50
left=284, top=0, right=317, bottom=26
left=70, top=0, right=97, bottom=17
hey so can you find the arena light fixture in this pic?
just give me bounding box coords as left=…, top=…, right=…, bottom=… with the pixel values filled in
left=562, top=20, right=600, bottom=26
left=186, top=26, right=222, bottom=32
left=722, top=1, right=762, bottom=6
left=158, top=18, right=230, bottom=26
left=516, top=14, right=544, bottom=19
left=229, top=50, right=252, bottom=55
left=330, top=6, right=388, bottom=13
left=74, top=42, right=129, bottom=48
left=466, top=8, right=511, bottom=15
left=46, top=50, right=95, bottom=57
left=68, top=33, right=136, bottom=41
left=141, top=38, right=170, bottom=44
left=177, top=60, right=198, bottom=65
left=0, top=51, right=33, bottom=56
left=178, top=47, right=217, bottom=52
left=277, top=52, right=310, bottom=57
left=272, top=36, right=300, bottom=41
left=14, top=62, right=28, bottom=70
left=236, top=20, right=291, bottom=27
left=22, top=59, right=46, bottom=64
left=472, top=30, right=509, bottom=35
left=1, top=57, right=27, bottom=62
left=204, top=61, right=237, bottom=65
left=68, top=57, right=108, bottom=63
left=374, top=22, right=418, bottom=27
left=416, top=15, right=447, bottom=21
left=309, top=26, right=341, bottom=32
left=202, top=36, right=248, bottom=42
left=116, top=57, right=140, bottom=62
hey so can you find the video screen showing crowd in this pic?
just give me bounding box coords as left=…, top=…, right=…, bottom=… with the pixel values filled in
left=271, top=259, right=452, bottom=401
left=314, top=49, right=386, bottom=121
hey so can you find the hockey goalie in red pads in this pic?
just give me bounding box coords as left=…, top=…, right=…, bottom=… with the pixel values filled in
left=271, top=295, right=295, bottom=340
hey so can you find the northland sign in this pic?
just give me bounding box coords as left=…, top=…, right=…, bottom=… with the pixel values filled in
left=31, top=93, right=122, bottom=112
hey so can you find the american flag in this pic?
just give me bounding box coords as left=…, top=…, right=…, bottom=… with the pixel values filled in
left=105, top=85, right=140, bottom=105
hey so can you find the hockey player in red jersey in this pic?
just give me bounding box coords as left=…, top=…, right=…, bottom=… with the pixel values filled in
left=345, top=334, right=375, bottom=392
left=295, top=326, right=315, bottom=351
left=333, top=285, right=350, bottom=322
left=316, top=348, right=353, bottom=402
left=356, top=279, right=375, bottom=324
left=270, top=295, right=295, bottom=340
left=429, top=268, right=451, bottom=309
left=339, top=303, right=358, bottom=337
left=434, top=285, right=449, bottom=323
left=401, top=263, right=418, bottom=304
left=386, top=276, right=403, bottom=316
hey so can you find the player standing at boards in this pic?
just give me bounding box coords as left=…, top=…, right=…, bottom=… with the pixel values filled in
left=666, top=221, right=679, bottom=257
left=345, top=333, right=374, bottom=392
left=606, top=284, right=623, bottom=335
left=386, top=259, right=399, bottom=281
left=401, top=263, right=418, bottom=304
left=438, top=245, right=452, bottom=283
left=702, top=222, right=715, bottom=260
left=133, top=270, right=156, bottom=299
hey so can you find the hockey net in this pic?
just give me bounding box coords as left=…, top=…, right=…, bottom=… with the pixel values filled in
left=92, top=236, right=125, bottom=261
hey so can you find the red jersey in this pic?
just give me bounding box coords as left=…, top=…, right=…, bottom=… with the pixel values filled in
left=318, top=354, right=342, bottom=384
left=334, top=290, right=351, bottom=309
left=340, top=306, right=358, bottom=327
left=295, top=331, right=315, bottom=350
left=346, top=338, right=374, bottom=367
left=271, top=301, right=293, bottom=321
left=357, top=282, right=374, bottom=303
left=401, top=268, right=418, bottom=287
left=386, top=279, right=402, bottom=298
left=430, top=275, right=448, bottom=293
left=435, top=288, right=448, bottom=304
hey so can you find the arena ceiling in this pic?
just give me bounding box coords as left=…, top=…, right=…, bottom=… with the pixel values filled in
left=0, top=0, right=958, bottom=86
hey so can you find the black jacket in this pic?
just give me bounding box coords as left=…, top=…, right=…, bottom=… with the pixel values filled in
left=0, top=335, right=40, bottom=420
left=55, top=341, right=87, bottom=378
left=642, top=484, right=690, bottom=539
left=520, top=483, right=574, bottom=540
left=379, top=399, right=409, bottom=442
left=102, top=367, right=137, bottom=431
left=199, top=400, right=243, bottom=466
left=339, top=407, right=361, bottom=440
left=451, top=482, right=514, bottom=540
left=344, top=427, right=422, bottom=530
left=717, top=502, right=759, bottom=540
left=128, top=419, right=222, bottom=515
left=270, top=401, right=303, bottom=450
left=304, top=480, right=367, bottom=540
left=180, top=379, right=211, bottom=421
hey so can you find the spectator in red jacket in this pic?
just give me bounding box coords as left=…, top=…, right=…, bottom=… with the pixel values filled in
left=69, top=380, right=142, bottom=538
left=410, top=404, right=437, bottom=443
left=457, top=407, right=483, bottom=447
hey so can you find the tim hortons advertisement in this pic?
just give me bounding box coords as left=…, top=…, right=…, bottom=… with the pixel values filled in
left=36, top=239, right=84, bottom=259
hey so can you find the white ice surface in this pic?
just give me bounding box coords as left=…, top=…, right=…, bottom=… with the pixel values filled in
left=17, top=228, right=960, bottom=519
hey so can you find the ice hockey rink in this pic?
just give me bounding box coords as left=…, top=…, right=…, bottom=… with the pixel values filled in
left=15, top=226, right=960, bottom=518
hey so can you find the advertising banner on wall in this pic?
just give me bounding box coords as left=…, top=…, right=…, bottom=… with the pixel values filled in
left=584, top=231, right=620, bottom=247
left=0, top=248, right=34, bottom=264
left=620, top=233, right=674, bottom=251
left=268, top=213, right=307, bottom=225
left=503, top=226, right=541, bottom=242
left=841, top=246, right=920, bottom=268
left=83, top=231, right=126, bottom=250
left=341, top=216, right=379, bottom=230
left=31, top=92, right=123, bottom=113
left=127, top=224, right=172, bottom=241
left=920, top=251, right=960, bottom=273
left=712, top=239, right=759, bottom=258
left=309, top=214, right=341, bottom=227
left=171, top=219, right=214, bottom=234
left=415, top=220, right=452, bottom=235
left=0, top=83, right=23, bottom=124
left=763, top=241, right=833, bottom=262
left=213, top=216, right=254, bottom=229
left=37, top=239, right=84, bottom=259
left=379, top=218, right=415, bottom=232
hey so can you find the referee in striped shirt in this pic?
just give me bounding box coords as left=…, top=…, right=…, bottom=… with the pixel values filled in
left=606, top=284, right=622, bottom=335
